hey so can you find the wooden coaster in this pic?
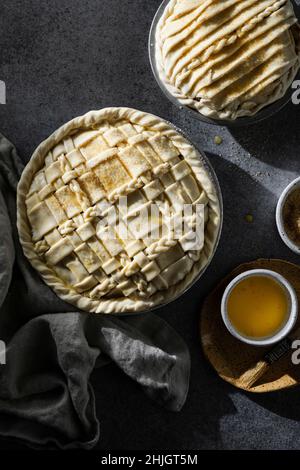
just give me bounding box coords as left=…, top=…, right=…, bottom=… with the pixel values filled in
left=200, top=259, right=300, bottom=393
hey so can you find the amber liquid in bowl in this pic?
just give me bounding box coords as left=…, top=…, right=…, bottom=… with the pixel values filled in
left=227, top=276, right=289, bottom=339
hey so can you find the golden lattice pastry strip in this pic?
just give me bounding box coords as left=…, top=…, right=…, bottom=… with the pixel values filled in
left=18, top=108, right=220, bottom=313
left=156, top=0, right=300, bottom=120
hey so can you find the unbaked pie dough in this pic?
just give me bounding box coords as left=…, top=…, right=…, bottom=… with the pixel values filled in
left=155, top=0, right=300, bottom=120
left=17, top=108, right=221, bottom=314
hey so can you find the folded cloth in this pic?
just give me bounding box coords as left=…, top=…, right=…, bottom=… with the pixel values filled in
left=0, top=134, right=190, bottom=449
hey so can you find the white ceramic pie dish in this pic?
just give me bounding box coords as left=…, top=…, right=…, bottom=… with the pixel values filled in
left=221, top=269, right=298, bottom=346
left=149, top=0, right=300, bottom=127
left=276, top=176, right=300, bottom=254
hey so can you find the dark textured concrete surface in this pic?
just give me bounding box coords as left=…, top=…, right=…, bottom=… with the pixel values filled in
left=1, top=0, right=300, bottom=451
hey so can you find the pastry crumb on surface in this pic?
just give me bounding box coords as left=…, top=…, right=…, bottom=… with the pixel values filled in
left=214, top=136, right=223, bottom=145
left=245, top=214, right=254, bottom=223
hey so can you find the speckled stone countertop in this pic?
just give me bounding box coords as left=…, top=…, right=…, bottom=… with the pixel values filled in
left=0, top=0, right=300, bottom=450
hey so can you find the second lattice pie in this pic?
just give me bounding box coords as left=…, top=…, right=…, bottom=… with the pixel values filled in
left=17, top=108, right=221, bottom=313
left=155, top=0, right=300, bottom=120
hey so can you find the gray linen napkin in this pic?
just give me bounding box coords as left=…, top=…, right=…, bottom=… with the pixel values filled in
left=0, top=134, right=190, bottom=449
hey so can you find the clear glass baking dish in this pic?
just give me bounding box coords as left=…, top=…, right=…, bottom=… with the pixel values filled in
left=149, top=0, right=300, bottom=128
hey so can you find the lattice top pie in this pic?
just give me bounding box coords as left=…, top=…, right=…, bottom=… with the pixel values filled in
left=17, top=108, right=221, bottom=314
left=155, top=0, right=300, bottom=120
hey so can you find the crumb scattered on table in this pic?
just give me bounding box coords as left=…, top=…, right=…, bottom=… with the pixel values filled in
left=245, top=214, right=254, bottom=223
left=214, top=135, right=222, bottom=145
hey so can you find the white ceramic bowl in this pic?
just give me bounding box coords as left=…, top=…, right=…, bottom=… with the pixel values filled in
left=276, top=176, right=300, bottom=255
left=221, top=269, right=298, bottom=346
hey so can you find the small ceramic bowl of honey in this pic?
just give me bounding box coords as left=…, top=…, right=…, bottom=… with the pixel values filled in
left=221, top=269, right=298, bottom=346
